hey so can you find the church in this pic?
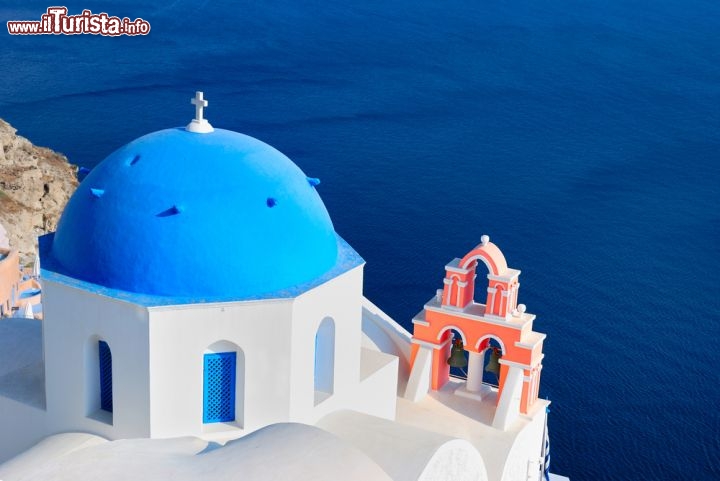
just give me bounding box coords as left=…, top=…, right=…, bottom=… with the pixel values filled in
left=0, top=93, right=564, bottom=481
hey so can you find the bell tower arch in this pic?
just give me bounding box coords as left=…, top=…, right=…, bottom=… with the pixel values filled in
left=404, top=236, right=546, bottom=431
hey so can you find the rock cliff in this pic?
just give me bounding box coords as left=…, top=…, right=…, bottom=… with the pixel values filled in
left=0, top=119, right=78, bottom=264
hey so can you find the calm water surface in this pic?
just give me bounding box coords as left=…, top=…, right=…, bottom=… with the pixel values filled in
left=2, top=1, right=719, bottom=479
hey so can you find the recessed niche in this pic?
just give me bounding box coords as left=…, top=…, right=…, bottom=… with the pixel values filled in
left=157, top=205, right=182, bottom=217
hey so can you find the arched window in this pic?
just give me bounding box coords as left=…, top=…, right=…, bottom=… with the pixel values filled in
left=445, top=328, right=469, bottom=379
left=482, top=338, right=503, bottom=386
left=203, top=351, right=236, bottom=423
left=98, top=340, right=113, bottom=413
left=314, top=317, right=335, bottom=402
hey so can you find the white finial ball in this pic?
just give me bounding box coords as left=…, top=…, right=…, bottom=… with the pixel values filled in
left=481, top=235, right=490, bottom=246
left=517, top=304, right=526, bottom=315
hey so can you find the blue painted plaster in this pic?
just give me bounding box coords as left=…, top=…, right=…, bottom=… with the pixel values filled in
left=40, top=234, right=363, bottom=306
left=48, top=128, right=344, bottom=299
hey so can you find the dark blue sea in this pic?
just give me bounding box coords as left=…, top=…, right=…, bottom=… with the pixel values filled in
left=2, top=1, right=719, bottom=479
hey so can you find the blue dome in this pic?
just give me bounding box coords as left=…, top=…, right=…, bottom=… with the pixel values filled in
left=51, top=128, right=339, bottom=299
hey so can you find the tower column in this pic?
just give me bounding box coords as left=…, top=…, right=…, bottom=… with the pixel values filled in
left=466, top=351, right=484, bottom=392
left=486, top=286, right=497, bottom=312
left=430, top=338, right=452, bottom=390
left=493, top=363, right=525, bottom=430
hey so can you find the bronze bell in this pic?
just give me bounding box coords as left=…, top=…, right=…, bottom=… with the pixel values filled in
left=447, top=339, right=468, bottom=368
left=485, top=348, right=501, bottom=376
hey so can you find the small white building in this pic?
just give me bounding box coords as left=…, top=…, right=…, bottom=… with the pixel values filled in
left=0, top=94, right=562, bottom=481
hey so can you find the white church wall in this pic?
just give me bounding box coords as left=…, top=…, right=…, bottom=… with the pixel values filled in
left=500, top=404, right=548, bottom=481
left=42, top=280, right=151, bottom=440
left=0, top=397, right=46, bottom=463
left=317, top=411, right=488, bottom=481
left=361, top=296, right=412, bottom=384
left=287, top=265, right=364, bottom=422
left=355, top=347, right=398, bottom=419
left=147, top=299, right=294, bottom=438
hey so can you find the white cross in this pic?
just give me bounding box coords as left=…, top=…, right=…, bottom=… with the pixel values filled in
left=186, top=91, right=214, bottom=133
left=191, top=91, right=208, bottom=122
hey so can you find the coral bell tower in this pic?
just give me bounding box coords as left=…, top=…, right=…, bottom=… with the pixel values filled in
left=404, top=236, right=546, bottom=430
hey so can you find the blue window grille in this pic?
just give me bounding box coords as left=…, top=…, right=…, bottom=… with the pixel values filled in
left=203, top=352, right=236, bottom=423
left=98, top=340, right=113, bottom=412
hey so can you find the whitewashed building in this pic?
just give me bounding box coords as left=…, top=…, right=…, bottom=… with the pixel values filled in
left=0, top=93, right=564, bottom=481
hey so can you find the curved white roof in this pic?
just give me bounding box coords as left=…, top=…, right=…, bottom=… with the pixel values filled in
left=0, top=424, right=393, bottom=481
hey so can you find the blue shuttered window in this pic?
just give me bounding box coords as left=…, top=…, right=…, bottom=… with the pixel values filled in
left=203, top=352, right=236, bottom=423
left=98, top=340, right=113, bottom=412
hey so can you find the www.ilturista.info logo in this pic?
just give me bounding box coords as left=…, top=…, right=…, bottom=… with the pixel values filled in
left=7, top=7, right=150, bottom=36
